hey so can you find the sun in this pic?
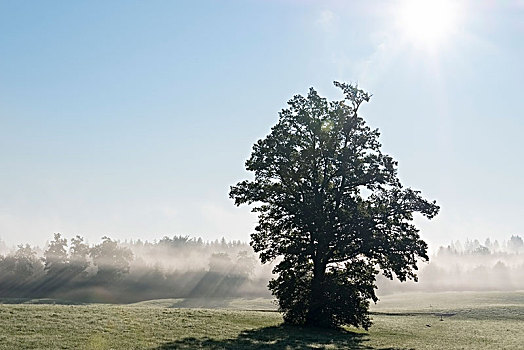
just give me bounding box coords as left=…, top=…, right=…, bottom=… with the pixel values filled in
left=397, top=0, right=461, bottom=51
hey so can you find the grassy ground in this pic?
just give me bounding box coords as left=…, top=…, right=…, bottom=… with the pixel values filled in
left=0, top=291, right=522, bottom=349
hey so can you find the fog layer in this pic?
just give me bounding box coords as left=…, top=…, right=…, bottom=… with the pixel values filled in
left=377, top=236, right=524, bottom=294
left=0, top=234, right=522, bottom=303
left=0, top=234, right=272, bottom=303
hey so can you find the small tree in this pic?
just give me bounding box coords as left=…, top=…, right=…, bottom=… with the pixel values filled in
left=69, top=235, right=90, bottom=277
left=230, top=82, right=439, bottom=328
left=44, top=233, right=68, bottom=276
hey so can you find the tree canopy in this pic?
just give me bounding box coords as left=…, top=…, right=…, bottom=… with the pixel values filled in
left=230, top=82, right=439, bottom=329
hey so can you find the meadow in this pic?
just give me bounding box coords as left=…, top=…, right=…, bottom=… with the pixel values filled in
left=0, top=291, right=522, bottom=349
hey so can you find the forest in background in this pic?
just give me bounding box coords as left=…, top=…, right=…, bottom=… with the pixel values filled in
left=0, top=234, right=523, bottom=302
left=0, top=234, right=271, bottom=303
left=377, top=235, right=524, bottom=294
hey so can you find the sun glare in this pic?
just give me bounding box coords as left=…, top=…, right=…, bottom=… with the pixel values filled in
left=397, top=0, right=461, bottom=51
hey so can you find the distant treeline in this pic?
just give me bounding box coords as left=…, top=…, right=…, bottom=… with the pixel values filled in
left=377, top=235, right=524, bottom=294
left=438, top=235, right=524, bottom=255
left=0, top=234, right=271, bottom=303
left=2, top=234, right=523, bottom=301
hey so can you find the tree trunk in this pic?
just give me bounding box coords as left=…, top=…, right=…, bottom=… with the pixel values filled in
left=305, top=257, right=327, bottom=327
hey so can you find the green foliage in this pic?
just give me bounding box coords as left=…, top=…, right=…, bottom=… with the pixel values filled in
left=230, top=82, right=439, bottom=328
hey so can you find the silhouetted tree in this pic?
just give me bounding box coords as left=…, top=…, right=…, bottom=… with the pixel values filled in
left=90, top=237, right=133, bottom=282
left=508, top=235, right=523, bottom=254
left=230, top=82, right=439, bottom=329
left=235, top=251, right=256, bottom=277
left=44, top=233, right=68, bottom=275
left=69, top=235, right=90, bottom=277
left=15, top=244, right=44, bottom=280
left=0, top=245, right=45, bottom=293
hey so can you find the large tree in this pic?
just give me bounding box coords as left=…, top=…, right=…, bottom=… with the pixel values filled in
left=230, top=82, right=439, bottom=329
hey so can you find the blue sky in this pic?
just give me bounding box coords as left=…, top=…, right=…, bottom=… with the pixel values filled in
left=1, top=0, right=523, bottom=249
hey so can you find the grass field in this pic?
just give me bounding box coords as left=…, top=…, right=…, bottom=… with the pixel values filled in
left=1, top=291, right=523, bottom=349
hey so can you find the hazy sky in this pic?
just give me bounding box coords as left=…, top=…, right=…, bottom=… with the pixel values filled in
left=1, top=0, right=523, bottom=249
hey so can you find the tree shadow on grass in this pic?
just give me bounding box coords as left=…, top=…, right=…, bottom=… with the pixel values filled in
left=156, top=324, right=409, bottom=350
